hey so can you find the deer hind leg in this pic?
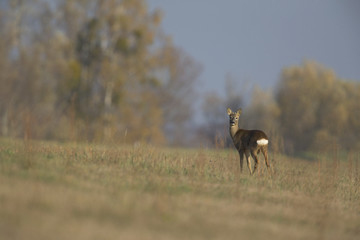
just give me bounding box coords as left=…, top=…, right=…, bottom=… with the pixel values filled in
left=261, top=146, right=270, bottom=169
left=251, top=150, right=259, bottom=174
left=238, top=151, right=244, bottom=172
left=245, top=151, right=252, bottom=175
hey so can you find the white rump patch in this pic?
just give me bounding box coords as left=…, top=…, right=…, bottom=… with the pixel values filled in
left=257, top=138, right=268, bottom=145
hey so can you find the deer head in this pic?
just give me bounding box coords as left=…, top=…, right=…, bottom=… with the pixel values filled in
left=227, top=108, right=242, bottom=127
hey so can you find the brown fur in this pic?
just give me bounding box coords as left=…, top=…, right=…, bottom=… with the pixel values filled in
left=227, top=108, right=270, bottom=175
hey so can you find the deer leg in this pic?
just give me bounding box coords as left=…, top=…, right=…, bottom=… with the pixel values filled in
left=251, top=150, right=259, bottom=173
left=245, top=151, right=252, bottom=175
left=238, top=151, right=244, bottom=172
left=261, top=147, right=270, bottom=168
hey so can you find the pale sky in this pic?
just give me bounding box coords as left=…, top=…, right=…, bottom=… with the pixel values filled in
left=147, top=0, right=360, bottom=98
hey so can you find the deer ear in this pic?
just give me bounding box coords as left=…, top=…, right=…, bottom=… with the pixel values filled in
left=227, top=108, right=232, bottom=116
left=236, top=108, right=242, bottom=116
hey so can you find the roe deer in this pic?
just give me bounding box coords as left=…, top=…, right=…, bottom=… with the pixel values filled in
left=227, top=108, right=270, bottom=175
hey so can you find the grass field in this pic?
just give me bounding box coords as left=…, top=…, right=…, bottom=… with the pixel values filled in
left=0, top=138, right=359, bottom=240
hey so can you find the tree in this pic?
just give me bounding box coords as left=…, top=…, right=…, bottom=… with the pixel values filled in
left=0, top=0, right=201, bottom=145
left=156, top=45, right=202, bottom=145
left=245, top=86, right=283, bottom=153
left=276, top=61, right=360, bottom=152
left=199, top=76, right=244, bottom=148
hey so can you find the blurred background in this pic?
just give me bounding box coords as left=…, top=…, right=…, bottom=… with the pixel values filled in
left=0, top=0, right=359, bottom=153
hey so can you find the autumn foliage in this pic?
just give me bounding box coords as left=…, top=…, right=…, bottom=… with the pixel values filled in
left=0, top=0, right=200, bottom=145
left=202, top=62, right=360, bottom=153
left=0, top=1, right=359, bottom=153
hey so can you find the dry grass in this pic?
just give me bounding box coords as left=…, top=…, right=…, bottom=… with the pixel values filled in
left=0, top=138, right=359, bottom=240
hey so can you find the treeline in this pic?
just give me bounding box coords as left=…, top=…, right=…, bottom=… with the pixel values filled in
left=277, top=62, right=360, bottom=152
left=0, top=0, right=201, bottom=145
left=201, top=61, right=360, bottom=153
left=1, top=1, right=359, bottom=153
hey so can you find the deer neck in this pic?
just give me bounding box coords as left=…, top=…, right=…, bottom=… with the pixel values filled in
left=229, top=124, right=239, bottom=139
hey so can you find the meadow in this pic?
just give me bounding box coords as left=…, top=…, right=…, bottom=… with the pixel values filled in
left=0, top=138, right=359, bottom=240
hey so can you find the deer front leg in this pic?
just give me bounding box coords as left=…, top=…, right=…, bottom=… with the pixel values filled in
left=245, top=151, right=252, bottom=175
left=238, top=151, right=244, bottom=172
